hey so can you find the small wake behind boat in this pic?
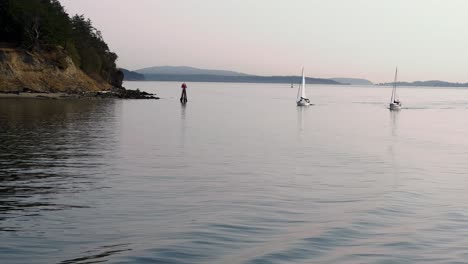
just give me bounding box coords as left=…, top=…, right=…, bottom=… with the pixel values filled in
left=297, top=68, right=310, bottom=106
left=389, top=67, right=401, bottom=110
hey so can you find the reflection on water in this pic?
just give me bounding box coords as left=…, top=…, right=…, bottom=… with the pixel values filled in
left=387, top=110, right=400, bottom=198
left=3, top=83, right=468, bottom=264
left=180, top=103, right=187, bottom=121
left=0, top=99, right=117, bottom=228
left=389, top=110, right=399, bottom=137
left=296, top=106, right=306, bottom=140
left=0, top=99, right=129, bottom=263
left=179, top=104, right=187, bottom=154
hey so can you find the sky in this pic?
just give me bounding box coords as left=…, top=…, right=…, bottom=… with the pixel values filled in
left=60, top=0, right=468, bottom=83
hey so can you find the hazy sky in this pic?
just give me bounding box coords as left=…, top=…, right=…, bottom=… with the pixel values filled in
left=60, top=0, right=468, bottom=82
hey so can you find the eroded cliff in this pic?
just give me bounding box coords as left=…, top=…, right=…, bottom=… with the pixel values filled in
left=0, top=48, right=111, bottom=93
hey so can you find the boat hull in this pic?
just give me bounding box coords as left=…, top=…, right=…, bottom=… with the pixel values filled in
left=389, top=103, right=401, bottom=110
left=297, top=101, right=310, bottom=106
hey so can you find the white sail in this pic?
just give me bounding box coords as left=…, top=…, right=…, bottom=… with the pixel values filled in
left=297, top=68, right=308, bottom=101
left=297, top=84, right=302, bottom=101
left=296, top=67, right=310, bottom=106
left=391, top=67, right=398, bottom=103
left=301, top=68, right=307, bottom=99
left=389, top=67, right=401, bottom=110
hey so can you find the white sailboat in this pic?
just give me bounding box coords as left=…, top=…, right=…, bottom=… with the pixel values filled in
left=296, top=68, right=310, bottom=106
left=389, top=67, right=402, bottom=110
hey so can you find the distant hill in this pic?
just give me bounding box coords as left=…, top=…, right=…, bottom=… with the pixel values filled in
left=136, top=66, right=248, bottom=76
left=330, top=78, right=373, bottom=85
left=378, top=80, right=468, bottom=87
left=142, top=74, right=342, bottom=85
left=120, top=68, right=145, bottom=81
left=132, top=66, right=343, bottom=85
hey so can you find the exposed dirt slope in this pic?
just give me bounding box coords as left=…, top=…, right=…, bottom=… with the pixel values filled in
left=0, top=48, right=111, bottom=93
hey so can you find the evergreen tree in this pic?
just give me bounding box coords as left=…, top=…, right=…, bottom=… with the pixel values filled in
left=0, top=0, right=120, bottom=86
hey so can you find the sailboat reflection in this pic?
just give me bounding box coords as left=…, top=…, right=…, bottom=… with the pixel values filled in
left=296, top=106, right=307, bottom=141
left=180, top=104, right=187, bottom=152
left=390, top=109, right=399, bottom=137
left=388, top=109, right=400, bottom=191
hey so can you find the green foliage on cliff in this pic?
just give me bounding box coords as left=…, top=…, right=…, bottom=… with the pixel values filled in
left=0, top=0, right=121, bottom=86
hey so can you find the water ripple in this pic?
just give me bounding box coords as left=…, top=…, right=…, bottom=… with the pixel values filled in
left=3, top=85, right=468, bottom=263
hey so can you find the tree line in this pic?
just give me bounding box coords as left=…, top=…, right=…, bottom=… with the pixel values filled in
left=0, top=0, right=120, bottom=85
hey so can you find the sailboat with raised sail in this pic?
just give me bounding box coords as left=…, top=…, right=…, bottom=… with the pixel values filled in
left=389, top=67, right=402, bottom=110
left=296, top=68, right=310, bottom=106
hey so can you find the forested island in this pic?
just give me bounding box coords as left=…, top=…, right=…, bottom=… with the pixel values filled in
left=124, top=66, right=351, bottom=85
left=142, top=74, right=343, bottom=85
left=0, top=0, right=156, bottom=98
left=120, top=68, right=145, bottom=81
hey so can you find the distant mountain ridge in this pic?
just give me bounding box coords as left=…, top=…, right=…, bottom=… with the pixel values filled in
left=136, top=66, right=248, bottom=76
left=330, top=77, right=373, bottom=85
left=120, top=66, right=468, bottom=87
left=132, top=65, right=343, bottom=85
left=142, top=74, right=342, bottom=85
left=378, top=80, right=468, bottom=87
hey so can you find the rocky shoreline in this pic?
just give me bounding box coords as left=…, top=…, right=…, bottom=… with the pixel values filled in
left=0, top=87, right=160, bottom=100
left=94, top=87, right=159, bottom=99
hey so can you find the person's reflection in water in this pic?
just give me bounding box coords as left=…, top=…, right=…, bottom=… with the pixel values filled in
left=181, top=103, right=187, bottom=121
left=180, top=103, right=187, bottom=153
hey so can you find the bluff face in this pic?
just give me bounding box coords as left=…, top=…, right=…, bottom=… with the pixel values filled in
left=0, top=0, right=124, bottom=93
left=0, top=47, right=112, bottom=93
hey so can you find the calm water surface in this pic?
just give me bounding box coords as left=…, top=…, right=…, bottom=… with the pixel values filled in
left=2, top=82, right=468, bottom=263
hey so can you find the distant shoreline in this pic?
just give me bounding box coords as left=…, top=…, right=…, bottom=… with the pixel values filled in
left=0, top=92, right=79, bottom=99
left=129, top=74, right=344, bottom=85
left=0, top=89, right=159, bottom=100
left=377, top=81, right=468, bottom=88
left=122, top=80, right=468, bottom=89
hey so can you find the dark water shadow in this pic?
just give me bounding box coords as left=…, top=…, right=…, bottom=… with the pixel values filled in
left=0, top=99, right=118, bottom=224
left=180, top=103, right=187, bottom=121
left=59, top=243, right=132, bottom=264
